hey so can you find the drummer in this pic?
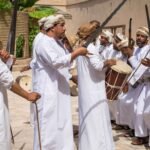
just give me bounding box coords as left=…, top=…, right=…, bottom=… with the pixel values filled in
left=98, top=30, right=114, bottom=58
left=123, top=26, right=150, bottom=145
left=99, top=31, right=127, bottom=125
left=111, top=33, right=127, bottom=59
left=114, top=39, right=136, bottom=136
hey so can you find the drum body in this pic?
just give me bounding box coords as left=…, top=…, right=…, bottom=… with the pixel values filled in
left=16, top=75, right=32, bottom=92
left=105, top=60, right=132, bottom=101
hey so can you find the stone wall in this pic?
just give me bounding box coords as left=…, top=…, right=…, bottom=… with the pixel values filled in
left=37, top=0, right=150, bottom=39
left=0, top=11, right=29, bottom=58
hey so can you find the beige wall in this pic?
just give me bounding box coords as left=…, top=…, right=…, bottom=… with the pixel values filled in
left=37, top=0, right=150, bottom=39
left=37, top=0, right=88, bottom=6
left=65, top=0, right=150, bottom=39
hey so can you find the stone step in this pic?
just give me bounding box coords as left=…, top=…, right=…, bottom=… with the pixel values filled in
left=15, top=58, right=31, bottom=65
left=12, top=58, right=31, bottom=71
left=12, top=64, right=28, bottom=71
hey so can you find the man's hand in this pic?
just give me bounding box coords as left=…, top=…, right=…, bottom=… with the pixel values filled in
left=75, top=47, right=87, bottom=56
left=125, top=47, right=133, bottom=58
left=27, top=92, right=41, bottom=102
left=141, top=58, right=150, bottom=67
left=122, top=83, right=128, bottom=93
left=71, top=47, right=87, bottom=61
left=70, top=75, right=78, bottom=84
left=104, top=59, right=116, bottom=68
left=0, top=49, right=10, bottom=62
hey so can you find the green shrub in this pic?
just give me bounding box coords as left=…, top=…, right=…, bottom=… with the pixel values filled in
left=29, top=24, right=39, bottom=56
left=29, top=7, right=56, bottom=19
left=16, top=34, right=25, bottom=58
left=0, top=0, right=12, bottom=10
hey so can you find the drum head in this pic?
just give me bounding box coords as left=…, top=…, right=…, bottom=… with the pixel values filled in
left=111, top=60, right=132, bottom=74
left=16, top=75, right=32, bottom=92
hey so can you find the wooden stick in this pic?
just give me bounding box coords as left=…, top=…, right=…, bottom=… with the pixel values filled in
left=35, top=102, right=42, bottom=150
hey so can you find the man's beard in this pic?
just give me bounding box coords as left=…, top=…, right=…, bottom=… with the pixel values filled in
left=136, top=40, right=145, bottom=48
left=58, top=32, right=65, bottom=39
left=113, top=45, right=119, bottom=51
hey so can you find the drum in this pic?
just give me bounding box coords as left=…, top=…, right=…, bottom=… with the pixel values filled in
left=105, top=60, right=132, bottom=101
left=16, top=75, right=32, bottom=92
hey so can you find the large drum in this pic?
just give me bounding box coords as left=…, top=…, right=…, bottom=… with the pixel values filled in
left=105, top=60, right=132, bottom=101
left=16, top=75, right=32, bottom=92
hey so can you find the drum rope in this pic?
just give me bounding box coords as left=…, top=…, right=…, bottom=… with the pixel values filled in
left=110, top=72, right=120, bottom=100
left=106, top=69, right=115, bottom=99
left=106, top=69, right=120, bottom=100
left=105, top=69, right=113, bottom=98
left=105, top=82, right=121, bottom=89
left=111, top=75, right=129, bottom=100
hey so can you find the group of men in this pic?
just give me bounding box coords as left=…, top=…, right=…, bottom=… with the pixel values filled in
left=27, top=14, right=150, bottom=150
left=26, top=14, right=116, bottom=150
left=96, top=25, right=150, bottom=145
left=1, top=13, right=150, bottom=150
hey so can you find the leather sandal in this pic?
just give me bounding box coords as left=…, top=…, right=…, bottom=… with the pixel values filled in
left=131, top=137, right=148, bottom=145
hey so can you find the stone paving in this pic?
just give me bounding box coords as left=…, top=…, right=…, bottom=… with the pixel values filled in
left=8, top=70, right=148, bottom=150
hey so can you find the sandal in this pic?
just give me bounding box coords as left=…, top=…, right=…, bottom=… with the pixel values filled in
left=124, top=130, right=134, bottom=137
left=131, top=137, right=148, bottom=145
left=113, top=125, right=124, bottom=130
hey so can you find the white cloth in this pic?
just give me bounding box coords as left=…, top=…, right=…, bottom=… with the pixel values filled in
left=0, top=59, right=13, bottom=150
left=77, top=42, right=115, bottom=150
left=117, top=45, right=150, bottom=133
left=32, top=34, right=74, bottom=150
left=30, top=32, right=45, bottom=126
left=120, top=45, right=150, bottom=137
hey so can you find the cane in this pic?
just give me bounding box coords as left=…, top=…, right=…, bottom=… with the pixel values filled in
left=16, top=75, right=42, bottom=149
left=10, top=126, right=15, bottom=144
left=34, top=102, right=42, bottom=150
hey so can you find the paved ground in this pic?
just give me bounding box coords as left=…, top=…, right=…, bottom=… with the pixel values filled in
left=8, top=70, right=149, bottom=150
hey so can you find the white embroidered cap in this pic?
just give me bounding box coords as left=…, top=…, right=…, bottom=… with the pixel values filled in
left=101, top=30, right=113, bottom=43
left=38, top=17, right=48, bottom=27
left=136, top=26, right=149, bottom=37
left=117, top=38, right=129, bottom=49
left=115, top=33, right=126, bottom=42
left=44, top=15, right=65, bottom=30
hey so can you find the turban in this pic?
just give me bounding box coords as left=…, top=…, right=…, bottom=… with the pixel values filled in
left=114, top=33, right=126, bottom=42
left=136, top=26, right=149, bottom=37
left=101, top=30, right=113, bottom=43
left=44, top=14, right=65, bottom=30
left=38, top=17, right=48, bottom=27
left=77, top=22, right=98, bottom=39
left=117, top=38, right=129, bottom=49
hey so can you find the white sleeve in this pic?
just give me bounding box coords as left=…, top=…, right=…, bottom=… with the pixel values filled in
left=37, top=39, right=71, bottom=69
left=129, top=52, right=150, bottom=85
left=128, top=55, right=139, bottom=69
left=0, top=59, right=14, bottom=89
left=129, top=64, right=149, bottom=85
left=6, top=56, right=14, bottom=69
left=87, top=43, right=104, bottom=71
